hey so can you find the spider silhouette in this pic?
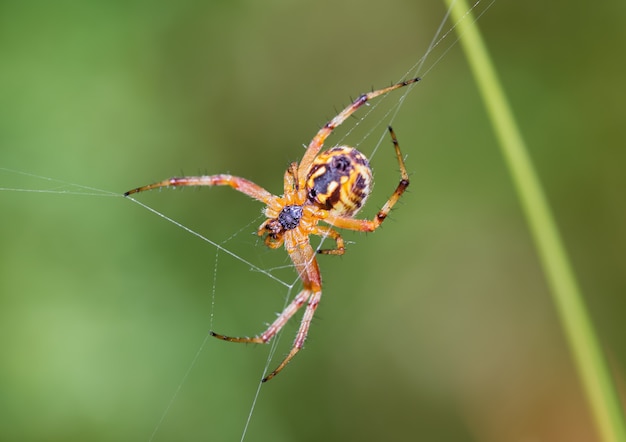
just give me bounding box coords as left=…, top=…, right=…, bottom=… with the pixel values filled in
left=125, top=77, right=419, bottom=381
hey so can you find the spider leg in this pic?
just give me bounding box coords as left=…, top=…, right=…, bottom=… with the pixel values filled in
left=311, top=225, right=345, bottom=255
left=210, top=286, right=312, bottom=346
left=284, top=162, right=299, bottom=193
left=297, top=77, right=420, bottom=186
left=325, top=126, right=409, bottom=233
left=212, top=236, right=323, bottom=381
left=262, top=289, right=321, bottom=382
left=124, top=174, right=275, bottom=205
left=210, top=285, right=319, bottom=382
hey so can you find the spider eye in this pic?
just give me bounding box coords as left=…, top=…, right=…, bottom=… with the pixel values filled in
left=306, top=146, right=372, bottom=216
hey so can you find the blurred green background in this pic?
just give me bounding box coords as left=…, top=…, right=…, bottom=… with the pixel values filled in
left=1, top=1, right=625, bottom=441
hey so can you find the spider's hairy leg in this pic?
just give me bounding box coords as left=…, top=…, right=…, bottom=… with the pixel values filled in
left=124, top=174, right=275, bottom=204
left=210, top=287, right=311, bottom=346
left=311, top=225, right=345, bottom=255
left=284, top=162, right=299, bottom=194
left=261, top=234, right=323, bottom=381
left=324, top=126, right=410, bottom=232
left=262, top=289, right=320, bottom=382
left=297, top=77, right=420, bottom=185
left=212, top=233, right=323, bottom=382
left=210, top=285, right=320, bottom=383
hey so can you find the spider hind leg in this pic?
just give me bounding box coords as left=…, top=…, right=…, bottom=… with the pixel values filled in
left=312, top=225, right=346, bottom=255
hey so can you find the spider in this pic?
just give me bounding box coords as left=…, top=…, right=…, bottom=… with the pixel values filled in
left=125, top=77, right=419, bottom=382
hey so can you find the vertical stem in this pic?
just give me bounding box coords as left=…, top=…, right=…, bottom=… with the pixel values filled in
left=443, top=1, right=626, bottom=440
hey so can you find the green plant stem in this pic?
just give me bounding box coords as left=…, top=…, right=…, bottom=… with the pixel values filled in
left=443, top=1, right=626, bottom=440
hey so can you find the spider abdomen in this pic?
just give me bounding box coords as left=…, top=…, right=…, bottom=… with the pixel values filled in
left=305, top=146, right=373, bottom=216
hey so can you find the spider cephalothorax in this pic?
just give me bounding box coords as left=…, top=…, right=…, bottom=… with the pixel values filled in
left=125, top=77, right=419, bottom=381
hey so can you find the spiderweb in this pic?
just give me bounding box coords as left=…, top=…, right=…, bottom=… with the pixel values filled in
left=0, top=1, right=494, bottom=441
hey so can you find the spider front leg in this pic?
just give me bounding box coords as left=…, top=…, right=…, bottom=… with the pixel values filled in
left=325, top=126, right=409, bottom=233
left=297, top=77, right=420, bottom=187
left=124, top=174, right=275, bottom=205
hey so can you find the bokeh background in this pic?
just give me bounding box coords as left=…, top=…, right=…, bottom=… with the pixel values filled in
left=1, top=1, right=625, bottom=441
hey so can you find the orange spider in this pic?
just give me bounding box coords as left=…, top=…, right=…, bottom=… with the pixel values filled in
left=125, top=77, right=419, bottom=381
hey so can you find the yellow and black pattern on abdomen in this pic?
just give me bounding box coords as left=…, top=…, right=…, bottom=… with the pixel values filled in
left=305, top=146, right=373, bottom=216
